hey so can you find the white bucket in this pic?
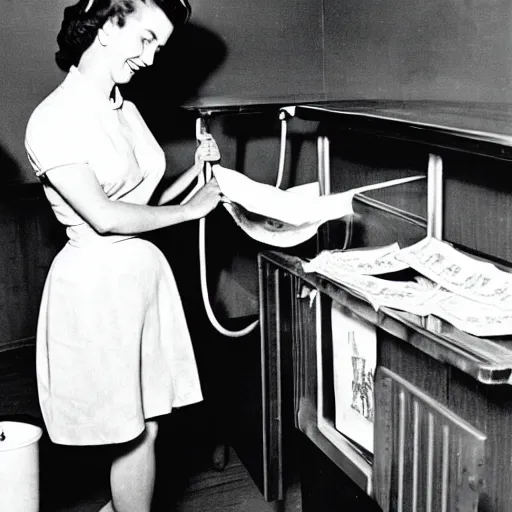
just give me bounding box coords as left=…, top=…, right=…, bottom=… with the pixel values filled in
left=0, top=421, right=43, bottom=512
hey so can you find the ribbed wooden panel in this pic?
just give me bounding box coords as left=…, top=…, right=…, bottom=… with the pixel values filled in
left=259, top=259, right=298, bottom=502
left=374, top=366, right=486, bottom=512
left=290, top=275, right=319, bottom=434
left=259, top=261, right=283, bottom=501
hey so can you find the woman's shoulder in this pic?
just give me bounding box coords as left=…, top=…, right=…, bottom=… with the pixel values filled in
left=26, top=85, right=88, bottom=142
left=121, top=99, right=143, bottom=120
left=121, top=99, right=159, bottom=136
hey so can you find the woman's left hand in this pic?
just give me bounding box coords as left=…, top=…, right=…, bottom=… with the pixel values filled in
left=195, top=136, right=221, bottom=164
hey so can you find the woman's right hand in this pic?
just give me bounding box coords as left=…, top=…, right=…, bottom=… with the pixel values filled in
left=186, top=177, right=222, bottom=219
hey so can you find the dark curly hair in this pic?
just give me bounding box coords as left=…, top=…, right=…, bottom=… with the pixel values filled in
left=55, top=0, right=191, bottom=71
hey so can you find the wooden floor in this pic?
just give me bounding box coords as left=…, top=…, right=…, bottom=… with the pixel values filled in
left=42, top=446, right=282, bottom=512
left=0, top=345, right=299, bottom=512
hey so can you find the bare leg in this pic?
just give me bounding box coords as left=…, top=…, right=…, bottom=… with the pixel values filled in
left=99, top=421, right=159, bottom=512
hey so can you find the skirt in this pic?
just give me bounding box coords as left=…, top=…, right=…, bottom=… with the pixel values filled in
left=36, top=237, right=203, bottom=445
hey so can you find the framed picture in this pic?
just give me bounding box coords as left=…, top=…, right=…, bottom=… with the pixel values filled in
left=331, top=302, right=377, bottom=454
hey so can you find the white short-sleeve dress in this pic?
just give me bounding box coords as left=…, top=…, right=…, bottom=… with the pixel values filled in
left=25, top=66, right=203, bottom=446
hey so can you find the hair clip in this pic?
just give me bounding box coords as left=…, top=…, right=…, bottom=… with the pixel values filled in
left=84, top=0, right=94, bottom=13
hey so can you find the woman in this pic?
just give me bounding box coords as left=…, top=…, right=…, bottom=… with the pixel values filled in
left=24, top=0, right=221, bottom=510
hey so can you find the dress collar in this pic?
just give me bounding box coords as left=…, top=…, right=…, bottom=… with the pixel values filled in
left=65, top=66, right=124, bottom=110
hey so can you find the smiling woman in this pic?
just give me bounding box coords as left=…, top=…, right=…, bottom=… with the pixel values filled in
left=56, top=0, right=190, bottom=74
left=24, top=1, right=223, bottom=512
left=56, top=0, right=190, bottom=89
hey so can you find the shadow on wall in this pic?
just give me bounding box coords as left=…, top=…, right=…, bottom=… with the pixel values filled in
left=0, top=142, right=25, bottom=186
left=124, top=22, right=231, bottom=318
left=124, top=21, right=228, bottom=142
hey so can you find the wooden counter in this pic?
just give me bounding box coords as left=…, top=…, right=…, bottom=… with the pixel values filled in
left=255, top=101, right=512, bottom=512
left=262, top=250, right=512, bottom=386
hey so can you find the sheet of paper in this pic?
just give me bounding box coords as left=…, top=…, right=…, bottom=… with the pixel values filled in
left=222, top=202, right=322, bottom=247
left=331, top=303, right=376, bottom=453
left=212, top=165, right=425, bottom=247
left=213, top=165, right=329, bottom=226
left=300, top=237, right=512, bottom=336
left=302, top=243, right=410, bottom=276
left=396, top=237, right=512, bottom=308
left=432, top=293, right=512, bottom=337
left=213, top=165, right=425, bottom=226
left=336, top=273, right=441, bottom=315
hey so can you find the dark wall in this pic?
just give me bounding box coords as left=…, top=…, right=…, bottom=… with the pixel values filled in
left=323, top=0, right=512, bottom=103
left=185, top=0, right=512, bottom=105
left=0, top=1, right=65, bottom=184
left=443, top=152, right=512, bottom=265
left=0, top=186, right=65, bottom=349
left=182, top=0, right=325, bottom=107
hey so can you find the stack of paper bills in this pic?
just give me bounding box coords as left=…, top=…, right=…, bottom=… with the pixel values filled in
left=302, top=243, right=409, bottom=276
left=395, top=236, right=512, bottom=308
left=303, top=237, right=512, bottom=337
left=395, top=237, right=512, bottom=336
left=330, top=272, right=443, bottom=316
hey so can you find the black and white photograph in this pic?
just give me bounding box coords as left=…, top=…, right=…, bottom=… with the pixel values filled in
left=0, top=0, right=510, bottom=510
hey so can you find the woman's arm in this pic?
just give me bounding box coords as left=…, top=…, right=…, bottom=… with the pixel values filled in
left=156, top=137, right=221, bottom=206
left=157, top=161, right=203, bottom=206
left=46, top=163, right=221, bottom=235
